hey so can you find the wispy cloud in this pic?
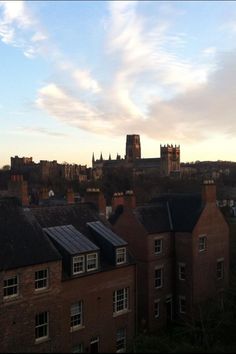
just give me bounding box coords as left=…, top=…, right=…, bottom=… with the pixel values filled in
left=15, top=125, right=69, bottom=138
left=0, top=1, right=48, bottom=58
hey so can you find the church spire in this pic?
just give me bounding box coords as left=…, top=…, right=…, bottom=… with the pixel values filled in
left=100, top=152, right=103, bottom=161
left=109, top=153, right=111, bottom=160
left=92, top=152, right=95, bottom=163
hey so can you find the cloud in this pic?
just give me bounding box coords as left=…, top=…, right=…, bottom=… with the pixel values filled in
left=16, top=125, right=69, bottom=138
left=73, top=69, right=102, bottom=93
left=0, top=1, right=47, bottom=57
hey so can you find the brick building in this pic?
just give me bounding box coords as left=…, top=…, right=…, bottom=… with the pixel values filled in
left=110, top=180, right=229, bottom=332
left=0, top=199, right=136, bottom=353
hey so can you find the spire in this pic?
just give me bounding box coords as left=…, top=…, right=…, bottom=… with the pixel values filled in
left=92, top=152, right=95, bottom=163
left=100, top=152, right=103, bottom=161
left=109, top=153, right=111, bottom=160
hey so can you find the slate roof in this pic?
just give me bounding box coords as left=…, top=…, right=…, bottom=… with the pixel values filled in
left=44, top=225, right=99, bottom=255
left=134, top=202, right=170, bottom=233
left=150, top=193, right=204, bottom=232
left=31, top=203, right=100, bottom=236
left=110, top=193, right=204, bottom=233
left=87, top=221, right=127, bottom=247
left=0, top=198, right=61, bottom=271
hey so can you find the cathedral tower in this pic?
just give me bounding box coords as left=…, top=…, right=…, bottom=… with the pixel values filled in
left=125, top=134, right=141, bottom=161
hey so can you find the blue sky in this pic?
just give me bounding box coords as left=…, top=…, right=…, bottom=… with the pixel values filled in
left=1, top=1, right=236, bottom=167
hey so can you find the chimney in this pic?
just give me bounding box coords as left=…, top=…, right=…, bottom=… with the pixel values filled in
left=202, top=180, right=216, bottom=204
left=84, top=188, right=106, bottom=217
left=39, top=187, right=49, bottom=201
left=67, top=188, right=75, bottom=204
left=8, top=174, right=29, bottom=206
left=112, top=192, right=124, bottom=212
left=124, top=190, right=136, bottom=209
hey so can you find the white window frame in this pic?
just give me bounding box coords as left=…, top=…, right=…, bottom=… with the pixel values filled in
left=217, top=258, right=224, bottom=280
left=155, top=266, right=163, bottom=289
left=73, top=255, right=85, bottom=275
left=154, top=299, right=160, bottom=319
left=113, top=288, right=129, bottom=314
left=116, top=327, right=126, bottom=353
left=35, top=311, right=49, bottom=342
left=116, top=247, right=127, bottom=265
left=199, top=235, right=207, bottom=252
left=72, top=344, right=84, bottom=353
left=70, top=301, right=83, bottom=331
left=154, top=238, right=163, bottom=255
left=35, top=269, right=48, bottom=290
left=179, top=296, right=186, bottom=314
left=86, top=253, right=98, bottom=272
left=178, top=263, right=186, bottom=281
left=3, top=275, right=19, bottom=299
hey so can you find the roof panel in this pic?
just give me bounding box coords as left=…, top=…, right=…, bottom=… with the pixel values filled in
left=87, top=221, right=127, bottom=247
left=43, top=224, right=99, bottom=255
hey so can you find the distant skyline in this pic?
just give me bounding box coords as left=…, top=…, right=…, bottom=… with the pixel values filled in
left=1, top=1, right=236, bottom=167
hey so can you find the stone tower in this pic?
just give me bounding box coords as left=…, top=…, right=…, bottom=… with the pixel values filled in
left=125, top=134, right=141, bottom=161
left=160, top=144, right=180, bottom=176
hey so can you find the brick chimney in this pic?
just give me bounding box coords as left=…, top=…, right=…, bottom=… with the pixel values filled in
left=112, top=192, right=124, bottom=212
left=8, top=174, right=29, bottom=206
left=202, top=180, right=216, bottom=204
left=39, top=187, right=49, bottom=201
left=84, top=188, right=106, bottom=216
left=124, top=190, right=136, bottom=209
left=67, top=188, right=75, bottom=204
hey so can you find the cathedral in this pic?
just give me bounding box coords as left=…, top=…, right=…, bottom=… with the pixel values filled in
left=92, top=134, right=180, bottom=179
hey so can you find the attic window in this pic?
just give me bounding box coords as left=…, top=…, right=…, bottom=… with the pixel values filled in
left=116, top=247, right=127, bottom=265
left=87, top=253, right=98, bottom=271
left=73, top=255, right=85, bottom=275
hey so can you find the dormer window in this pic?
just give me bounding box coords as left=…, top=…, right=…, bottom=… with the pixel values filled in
left=73, top=255, right=85, bottom=275
left=87, top=253, right=98, bottom=271
left=116, top=247, right=127, bottom=265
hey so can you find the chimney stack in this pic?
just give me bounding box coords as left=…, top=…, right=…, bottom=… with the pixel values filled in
left=84, top=188, right=106, bottom=217
left=202, top=180, right=216, bottom=204
left=67, top=188, right=75, bottom=204
left=112, top=192, right=124, bottom=212
left=124, top=190, right=136, bottom=209
left=8, top=174, right=29, bottom=206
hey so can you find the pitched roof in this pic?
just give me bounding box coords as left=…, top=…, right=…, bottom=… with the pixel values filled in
left=31, top=203, right=100, bottom=236
left=87, top=221, right=127, bottom=247
left=134, top=202, right=170, bottom=233
left=0, top=198, right=61, bottom=271
left=44, top=225, right=99, bottom=255
left=110, top=193, right=204, bottom=233
left=149, top=193, right=204, bottom=232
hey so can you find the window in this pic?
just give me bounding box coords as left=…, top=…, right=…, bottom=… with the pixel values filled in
left=35, top=269, right=48, bottom=290
left=154, top=299, right=160, bottom=319
left=113, top=288, right=128, bottom=314
left=116, top=247, right=127, bottom=265
left=73, top=255, right=85, bottom=275
left=70, top=301, right=83, bottom=331
left=35, top=311, right=49, bottom=341
left=72, top=344, right=84, bottom=353
left=116, top=328, right=126, bottom=353
left=154, top=238, right=163, bottom=255
left=87, top=253, right=98, bottom=271
left=3, top=275, right=19, bottom=299
left=179, top=296, right=186, bottom=314
left=178, top=263, right=186, bottom=280
left=155, top=267, right=163, bottom=288
left=199, top=235, right=206, bottom=252
left=217, top=259, right=224, bottom=279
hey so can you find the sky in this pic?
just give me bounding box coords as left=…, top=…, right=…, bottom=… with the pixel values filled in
left=1, top=1, right=236, bottom=168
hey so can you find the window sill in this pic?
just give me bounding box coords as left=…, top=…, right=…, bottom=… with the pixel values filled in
left=70, top=325, right=85, bottom=332
left=35, top=336, right=50, bottom=345
left=113, top=309, right=131, bottom=318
